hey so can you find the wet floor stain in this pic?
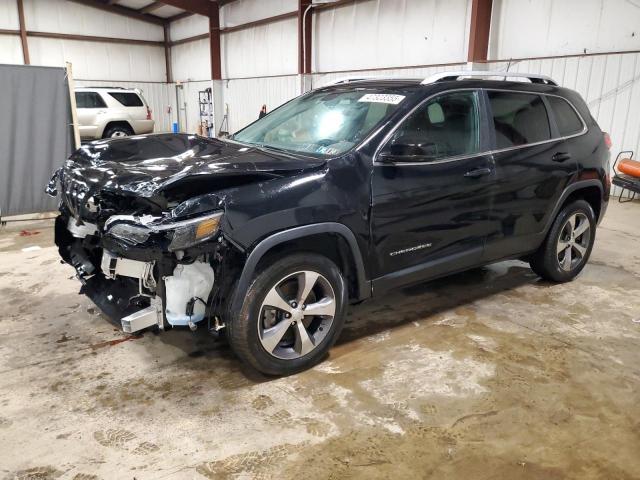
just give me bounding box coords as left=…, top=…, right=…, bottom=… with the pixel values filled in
left=1, top=207, right=640, bottom=479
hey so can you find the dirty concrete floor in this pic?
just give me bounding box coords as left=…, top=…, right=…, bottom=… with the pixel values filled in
left=0, top=203, right=639, bottom=480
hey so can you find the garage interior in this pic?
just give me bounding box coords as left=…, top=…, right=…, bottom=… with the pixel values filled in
left=1, top=0, right=640, bottom=479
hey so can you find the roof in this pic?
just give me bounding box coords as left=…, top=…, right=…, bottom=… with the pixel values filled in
left=75, top=87, right=141, bottom=92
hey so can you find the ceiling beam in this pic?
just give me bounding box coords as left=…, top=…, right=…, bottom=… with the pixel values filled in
left=27, top=30, right=164, bottom=46
left=155, top=0, right=215, bottom=17
left=140, top=1, right=165, bottom=14
left=67, top=0, right=166, bottom=25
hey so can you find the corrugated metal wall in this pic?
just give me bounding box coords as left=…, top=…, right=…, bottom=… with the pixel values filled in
left=222, top=76, right=299, bottom=132
left=313, top=0, right=471, bottom=72
left=490, top=0, right=640, bottom=59
left=0, top=0, right=167, bottom=82
left=222, top=17, right=298, bottom=79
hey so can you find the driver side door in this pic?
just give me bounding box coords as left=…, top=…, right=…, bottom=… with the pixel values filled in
left=370, top=89, right=496, bottom=292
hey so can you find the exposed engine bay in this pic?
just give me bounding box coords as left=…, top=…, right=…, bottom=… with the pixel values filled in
left=47, top=133, right=327, bottom=334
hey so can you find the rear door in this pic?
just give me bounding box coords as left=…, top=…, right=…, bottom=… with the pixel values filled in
left=106, top=91, right=152, bottom=133
left=482, top=90, right=580, bottom=261
left=75, top=91, right=107, bottom=138
left=370, top=89, right=496, bottom=291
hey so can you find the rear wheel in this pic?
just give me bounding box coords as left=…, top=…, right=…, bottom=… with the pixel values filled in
left=530, top=199, right=596, bottom=282
left=104, top=124, right=133, bottom=138
left=228, top=253, right=347, bottom=375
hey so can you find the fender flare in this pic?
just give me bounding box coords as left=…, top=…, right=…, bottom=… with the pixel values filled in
left=544, top=179, right=604, bottom=234
left=229, top=223, right=371, bottom=315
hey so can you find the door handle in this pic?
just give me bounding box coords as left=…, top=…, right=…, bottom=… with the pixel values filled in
left=464, top=167, right=492, bottom=178
left=552, top=152, right=572, bottom=162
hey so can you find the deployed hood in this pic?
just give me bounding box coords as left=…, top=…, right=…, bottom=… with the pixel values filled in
left=64, top=133, right=326, bottom=199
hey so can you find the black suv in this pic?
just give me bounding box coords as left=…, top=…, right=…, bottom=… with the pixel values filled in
left=48, top=71, right=611, bottom=375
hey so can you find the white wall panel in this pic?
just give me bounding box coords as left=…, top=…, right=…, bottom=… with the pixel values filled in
left=223, top=76, right=299, bottom=133
left=221, top=0, right=297, bottom=27
left=313, top=0, right=471, bottom=73
left=0, top=35, right=24, bottom=65
left=170, top=14, right=209, bottom=42
left=23, top=0, right=164, bottom=41
left=222, top=17, right=298, bottom=78
left=28, top=37, right=165, bottom=82
left=0, top=0, right=19, bottom=29
left=490, top=0, right=640, bottom=60
left=75, top=79, right=178, bottom=133
left=171, top=38, right=210, bottom=82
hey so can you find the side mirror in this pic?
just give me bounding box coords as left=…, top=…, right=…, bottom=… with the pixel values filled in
left=378, top=137, right=438, bottom=163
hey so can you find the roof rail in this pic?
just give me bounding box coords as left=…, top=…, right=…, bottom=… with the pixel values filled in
left=323, top=76, right=407, bottom=86
left=421, top=70, right=557, bottom=86
left=76, top=86, right=127, bottom=90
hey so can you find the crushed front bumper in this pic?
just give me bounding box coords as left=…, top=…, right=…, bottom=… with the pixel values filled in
left=56, top=214, right=216, bottom=334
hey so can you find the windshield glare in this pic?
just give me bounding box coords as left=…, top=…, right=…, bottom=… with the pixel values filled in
left=232, top=89, right=407, bottom=156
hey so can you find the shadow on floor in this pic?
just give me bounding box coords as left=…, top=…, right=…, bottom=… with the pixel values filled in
left=141, top=260, right=548, bottom=384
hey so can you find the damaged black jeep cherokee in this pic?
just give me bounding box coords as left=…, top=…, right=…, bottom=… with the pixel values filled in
left=48, top=71, right=610, bottom=375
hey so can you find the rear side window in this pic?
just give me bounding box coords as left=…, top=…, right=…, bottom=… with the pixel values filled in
left=487, top=91, right=551, bottom=149
left=75, top=92, right=106, bottom=109
left=108, top=92, right=144, bottom=107
left=547, top=96, right=584, bottom=136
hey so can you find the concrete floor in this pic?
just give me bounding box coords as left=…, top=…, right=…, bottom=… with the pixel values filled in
left=0, top=202, right=639, bottom=480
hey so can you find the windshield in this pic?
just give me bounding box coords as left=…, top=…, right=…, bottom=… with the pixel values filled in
left=232, top=89, right=407, bottom=156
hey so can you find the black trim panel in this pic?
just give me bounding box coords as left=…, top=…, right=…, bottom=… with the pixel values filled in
left=372, top=246, right=483, bottom=295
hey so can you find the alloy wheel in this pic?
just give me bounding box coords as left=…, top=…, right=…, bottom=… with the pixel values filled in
left=258, top=270, right=336, bottom=360
left=557, top=212, right=591, bottom=271
left=111, top=130, right=128, bottom=138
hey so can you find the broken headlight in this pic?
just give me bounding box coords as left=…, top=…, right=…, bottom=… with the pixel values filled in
left=104, top=211, right=223, bottom=251
left=163, top=212, right=223, bottom=251
left=107, top=223, right=151, bottom=244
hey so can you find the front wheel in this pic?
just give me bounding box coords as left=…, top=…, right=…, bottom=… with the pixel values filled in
left=228, top=253, right=348, bottom=375
left=530, top=199, right=596, bottom=282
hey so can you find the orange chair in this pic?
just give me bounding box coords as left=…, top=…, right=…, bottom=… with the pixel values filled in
left=618, top=158, right=640, bottom=178
left=612, top=151, right=639, bottom=202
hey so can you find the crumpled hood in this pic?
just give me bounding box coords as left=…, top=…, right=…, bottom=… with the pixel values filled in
left=62, top=133, right=326, bottom=199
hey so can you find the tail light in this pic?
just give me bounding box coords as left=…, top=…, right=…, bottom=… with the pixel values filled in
left=603, top=132, right=612, bottom=150
left=146, top=106, right=152, bottom=120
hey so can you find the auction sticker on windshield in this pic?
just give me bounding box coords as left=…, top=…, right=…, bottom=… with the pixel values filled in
left=358, top=93, right=405, bottom=105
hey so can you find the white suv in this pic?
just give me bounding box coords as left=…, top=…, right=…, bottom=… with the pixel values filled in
left=75, top=87, right=155, bottom=139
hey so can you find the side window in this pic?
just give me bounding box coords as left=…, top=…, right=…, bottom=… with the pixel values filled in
left=487, top=91, right=551, bottom=149
left=75, top=92, right=106, bottom=109
left=383, top=91, right=480, bottom=161
left=547, top=96, right=584, bottom=136
left=108, top=92, right=144, bottom=107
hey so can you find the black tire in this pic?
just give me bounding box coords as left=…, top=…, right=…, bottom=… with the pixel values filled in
left=529, top=199, right=596, bottom=282
left=103, top=124, right=133, bottom=138
left=228, top=253, right=348, bottom=376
